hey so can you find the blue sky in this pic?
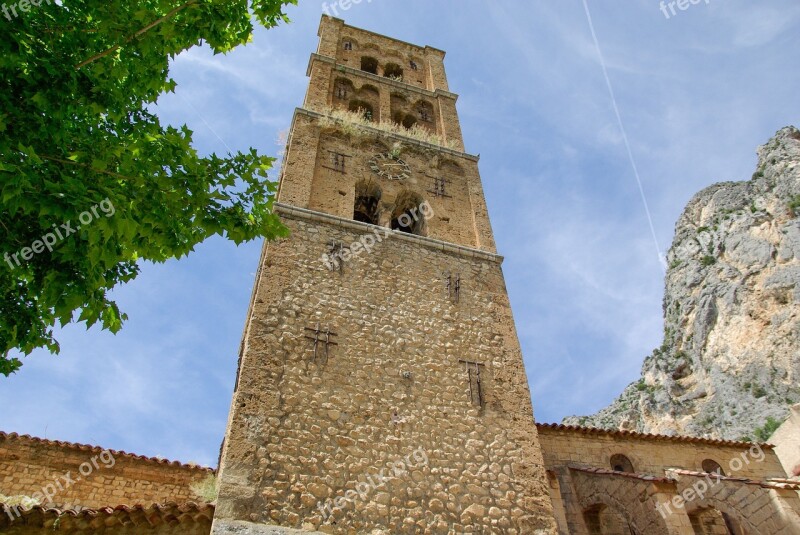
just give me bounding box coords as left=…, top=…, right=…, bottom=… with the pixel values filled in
left=2, top=0, right=799, bottom=468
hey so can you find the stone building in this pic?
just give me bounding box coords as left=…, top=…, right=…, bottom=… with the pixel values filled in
left=771, top=404, right=800, bottom=479
left=3, top=15, right=800, bottom=535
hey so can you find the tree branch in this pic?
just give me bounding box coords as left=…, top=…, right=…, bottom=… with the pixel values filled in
left=39, top=154, right=138, bottom=182
left=75, top=0, right=199, bottom=70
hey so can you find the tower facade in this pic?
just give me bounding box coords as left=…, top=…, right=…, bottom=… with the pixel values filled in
left=212, top=16, right=557, bottom=534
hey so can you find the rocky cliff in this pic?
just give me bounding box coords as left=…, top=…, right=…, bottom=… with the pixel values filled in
left=566, top=126, right=800, bottom=441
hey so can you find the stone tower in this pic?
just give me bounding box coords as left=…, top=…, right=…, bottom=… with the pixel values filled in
left=212, top=16, right=557, bottom=535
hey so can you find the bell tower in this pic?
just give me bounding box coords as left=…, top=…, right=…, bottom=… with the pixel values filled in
left=212, top=16, right=557, bottom=534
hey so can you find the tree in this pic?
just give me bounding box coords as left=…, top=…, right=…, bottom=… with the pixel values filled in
left=0, top=0, right=296, bottom=375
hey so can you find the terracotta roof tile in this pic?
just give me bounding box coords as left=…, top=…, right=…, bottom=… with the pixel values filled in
left=0, top=502, right=214, bottom=532
left=666, top=468, right=800, bottom=491
left=568, top=464, right=676, bottom=484
left=0, top=431, right=215, bottom=473
left=536, top=423, right=773, bottom=449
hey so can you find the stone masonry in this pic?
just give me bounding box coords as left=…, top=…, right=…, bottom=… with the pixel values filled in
left=211, top=15, right=557, bottom=535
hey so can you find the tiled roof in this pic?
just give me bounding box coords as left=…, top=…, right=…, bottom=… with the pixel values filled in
left=0, top=432, right=214, bottom=473
left=569, top=464, right=676, bottom=484
left=536, top=423, right=773, bottom=449
left=0, top=502, right=214, bottom=532
left=666, top=468, right=800, bottom=491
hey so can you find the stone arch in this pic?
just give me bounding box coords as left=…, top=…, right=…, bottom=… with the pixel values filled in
left=583, top=503, right=638, bottom=535
left=390, top=92, right=411, bottom=127
left=687, top=499, right=758, bottom=534
left=354, top=84, right=380, bottom=121
left=390, top=190, right=427, bottom=235
left=384, top=62, right=404, bottom=80
left=353, top=179, right=382, bottom=225
left=333, top=77, right=355, bottom=101
left=610, top=454, right=635, bottom=473
left=360, top=56, right=378, bottom=75
left=341, top=36, right=358, bottom=51
left=348, top=99, right=374, bottom=122
left=579, top=490, right=668, bottom=535
left=414, top=99, right=435, bottom=124
left=687, top=506, right=747, bottom=535
left=400, top=113, right=417, bottom=129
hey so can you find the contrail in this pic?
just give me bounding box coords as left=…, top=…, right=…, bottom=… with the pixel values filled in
left=581, top=0, right=666, bottom=271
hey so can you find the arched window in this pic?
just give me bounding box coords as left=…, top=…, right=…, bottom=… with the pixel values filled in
left=384, top=63, right=403, bottom=80
left=343, top=41, right=353, bottom=51
left=348, top=100, right=373, bottom=122
left=334, top=79, right=354, bottom=101
left=701, top=459, right=725, bottom=476
left=417, top=101, right=434, bottom=123
left=390, top=191, right=426, bottom=235
left=353, top=179, right=381, bottom=225
left=360, top=56, right=378, bottom=75
left=401, top=114, right=417, bottom=129
left=610, top=454, right=634, bottom=473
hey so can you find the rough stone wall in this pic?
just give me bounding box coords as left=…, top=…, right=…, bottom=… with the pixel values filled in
left=0, top=433, right=212, bottom=510
left=317, top=15, right=447, bottom=93
left=538, top=425, right=800, bottom=534
left=537, top=426, right=786, bottom=480
left=772, top=404, right=800, bottom=477
left=212, top=210, right=556, bottom=534
left=277, top=112, right=494, bottom=253
left=567, top=126, right=800, bottom=441
left=306, top=16, right=464, bottom=151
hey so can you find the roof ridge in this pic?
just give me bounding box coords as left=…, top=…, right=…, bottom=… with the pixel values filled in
left=536, top=422, right=772, bottom=449
left=0, top=431, right=215, bottom=472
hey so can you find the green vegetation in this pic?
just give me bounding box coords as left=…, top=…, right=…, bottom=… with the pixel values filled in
left=753, top=417, right=781, bottom=442
left=788, top=196, right=800, bottom=217
left=0, top=493, right=40, bottom=509
left=190, top=474, right=218, bottom=503
left=700, top=255, right=716, bottom=266
left=0, top=0, right=296, bottom=375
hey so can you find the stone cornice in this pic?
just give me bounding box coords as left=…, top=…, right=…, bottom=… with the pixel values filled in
left=294, top=107, right=479, bottom=162
left=274, top=202, right=502, bottom=264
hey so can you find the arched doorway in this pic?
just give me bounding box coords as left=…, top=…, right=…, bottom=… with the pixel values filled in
left=688, top=507, right=745, bottom=535
left=583, top=504, right=638, bottom=535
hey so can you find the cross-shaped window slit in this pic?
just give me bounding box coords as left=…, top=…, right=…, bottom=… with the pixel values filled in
left=304, top=323, right=338, bottom=364
left=428, top=177, right=452, bottom=198
left=326, top=151, right=347, bottom=173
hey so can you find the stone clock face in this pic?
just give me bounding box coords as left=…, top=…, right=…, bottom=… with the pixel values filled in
left=368, top=153, right=411, bottom=181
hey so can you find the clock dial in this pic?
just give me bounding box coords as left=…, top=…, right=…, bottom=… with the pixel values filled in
left=368, top=153, right=411, bottom=181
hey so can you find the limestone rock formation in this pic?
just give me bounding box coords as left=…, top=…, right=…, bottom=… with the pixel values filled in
left=566, top=126, right=800, bottom=441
